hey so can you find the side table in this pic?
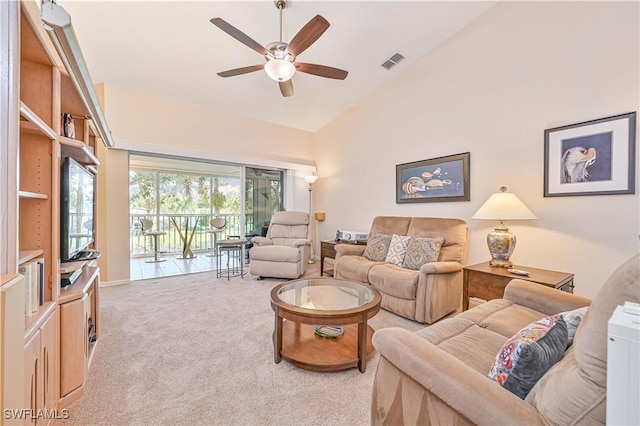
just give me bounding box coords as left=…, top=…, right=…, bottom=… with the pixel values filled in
left=320, top=240, right=338, bottom=276
left=216, top=239, right=246, bottom=280
left=463, top=261, right=574, bottom=310
left=320, top=240, right=368, bottom=277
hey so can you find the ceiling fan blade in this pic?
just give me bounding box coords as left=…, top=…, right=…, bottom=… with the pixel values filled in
left=286, top=15, right=330, bottom=57
left=217, top=64, right=264, bottom=78
left=279, top=80, right=294, bottom=97
left=295, top=63, right=348, bottom=80
left=210, top=18, right=268, bottom=56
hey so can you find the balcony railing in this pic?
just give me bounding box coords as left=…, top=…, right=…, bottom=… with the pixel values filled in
left=130, top=213, right=255, bottom=257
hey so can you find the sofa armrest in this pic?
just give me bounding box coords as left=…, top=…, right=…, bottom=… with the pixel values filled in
left=504, top=279, right=591, bottom=315
left=420, top=261, right=463, bottom=274
left=334, top=243, right=366, bottom=261
left=251, top=236, right=273, bottom=246
left=373, top=327, right=547, bottom=425
left=293, top=239, right=311, bottom=247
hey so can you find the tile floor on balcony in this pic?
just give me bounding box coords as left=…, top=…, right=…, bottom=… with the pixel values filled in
left=130, top=251, right=248, bottom=281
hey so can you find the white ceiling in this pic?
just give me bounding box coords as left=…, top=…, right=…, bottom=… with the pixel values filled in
left=59, top=0, right=497, bottom=133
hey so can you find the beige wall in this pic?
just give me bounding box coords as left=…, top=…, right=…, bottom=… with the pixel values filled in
left=314, top=1, right=639, bottom=298
left=99, top=84, right=316, bottom=283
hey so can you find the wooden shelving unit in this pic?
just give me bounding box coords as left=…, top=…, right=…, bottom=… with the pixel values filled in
left=1, top=0, right=105, bottom=421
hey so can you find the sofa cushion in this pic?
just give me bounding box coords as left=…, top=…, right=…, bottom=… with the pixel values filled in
left=249, top=245, right=300, bottom=262
left=362, top=233, right=392, bottom=261
left=385, top=234, right=411, bottom=266
left=402, top=236, right=445, bottom=270
left=415, top=318, right=508, bottom=374
left=488, top=314, right=568, bottom=399
left=336, top=255, right=382, bottom=283
left=526, top=254, right=640, bottom=425
left=369, top=264, right=419, bottom=300
left=456, top=299, right=549, bottom=338
left=369, top=216, right=412, bottom=237
left=406, top=217, right=468, bottom=262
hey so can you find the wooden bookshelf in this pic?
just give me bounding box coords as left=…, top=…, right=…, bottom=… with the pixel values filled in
left=1, top=0, right=104, bottom=420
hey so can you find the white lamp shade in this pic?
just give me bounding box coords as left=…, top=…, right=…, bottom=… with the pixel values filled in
left=304, top=175, right=318, bottom=185
left=472, top=191, right=537, bottom=221
left=264, top=59, right=296, bottom=82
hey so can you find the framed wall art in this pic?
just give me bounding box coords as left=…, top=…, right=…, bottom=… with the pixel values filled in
left=544, top=112, right=636, bottom=197
left=396, top=152, right=470, bottom=203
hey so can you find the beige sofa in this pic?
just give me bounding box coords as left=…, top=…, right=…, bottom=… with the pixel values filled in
left=371, top=254, right=639, bottom=425
left=334, top=216, right=468, bottom=324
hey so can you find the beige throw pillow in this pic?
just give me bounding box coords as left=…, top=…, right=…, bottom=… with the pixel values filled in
left=402, top=236, right=445, bottom=270
left=362, top=233, right=392, bottom=262
left=385, top=234, right=411, bottom=266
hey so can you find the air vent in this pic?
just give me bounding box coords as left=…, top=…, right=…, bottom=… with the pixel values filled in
left=381, top=53, right=405, bottom=70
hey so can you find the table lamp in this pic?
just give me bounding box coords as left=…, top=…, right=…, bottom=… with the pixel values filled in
left=472, top=186, right=537, bottom=267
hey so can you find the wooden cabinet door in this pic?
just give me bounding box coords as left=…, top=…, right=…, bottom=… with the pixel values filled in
left=23, top=331, right=40, bottom=426
left=40, top=311, right=57, bottom=417
left=59, top=296, right=87, bottom=397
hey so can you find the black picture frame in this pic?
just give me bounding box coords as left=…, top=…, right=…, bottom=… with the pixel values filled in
left=544, top=112, right=636, bottom=197
left=396, top=152, right=470, bottom=203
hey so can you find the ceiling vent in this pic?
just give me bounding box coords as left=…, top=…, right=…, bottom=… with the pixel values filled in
left=381, top=53, right=405, bottom=70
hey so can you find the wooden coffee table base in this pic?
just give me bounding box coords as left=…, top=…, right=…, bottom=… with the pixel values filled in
left=279, top=321, right=374, bottom=372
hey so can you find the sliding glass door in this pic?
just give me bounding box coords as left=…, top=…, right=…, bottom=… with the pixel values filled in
left=129, top=154, right=283, bottom=258
left=245, top=167, right=284, bottom=239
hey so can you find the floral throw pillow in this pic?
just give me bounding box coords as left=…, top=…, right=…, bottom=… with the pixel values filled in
left=362, top=233, right=392, bottom=262
left=402, top=236, right=445, bottom=270
left=385, top=234, right=411, bottom=266
left=488, top=314, right=568, bottom=399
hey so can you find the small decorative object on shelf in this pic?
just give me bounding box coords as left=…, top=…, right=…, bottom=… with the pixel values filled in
left=63, top=113, right=75, bottom=138
left=314, top=325, right=344, bottom=338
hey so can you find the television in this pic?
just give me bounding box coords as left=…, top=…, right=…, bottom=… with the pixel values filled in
left=60, top=157, right=96, bottom=262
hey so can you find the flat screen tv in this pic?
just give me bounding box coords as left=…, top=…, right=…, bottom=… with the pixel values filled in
left=60, top=157, right=95, bottom=262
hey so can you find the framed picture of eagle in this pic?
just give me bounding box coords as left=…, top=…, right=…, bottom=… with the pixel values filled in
left=396, top=152, right=470, bottom=203
left=544, top=112, right=636, bottom=197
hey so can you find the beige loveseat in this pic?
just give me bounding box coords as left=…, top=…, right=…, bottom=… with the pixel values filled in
left=334, top=216, right=468, bottom=324
left=371, top=254, right=639, bottom=425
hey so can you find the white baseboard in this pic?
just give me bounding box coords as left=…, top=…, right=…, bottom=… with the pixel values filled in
left=100, top=279, right=130, bottom=287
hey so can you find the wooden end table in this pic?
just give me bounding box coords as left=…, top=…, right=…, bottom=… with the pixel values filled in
left=320, top=240, right=367, bottom=277
left=320, top=240, right=338, bottom=276
left=270, top=278, right=381, bottom=373
left=463, top=261, right=574, bottom=310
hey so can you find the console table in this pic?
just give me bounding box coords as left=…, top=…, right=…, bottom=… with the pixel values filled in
left=463, top=262, right=574, bottom=310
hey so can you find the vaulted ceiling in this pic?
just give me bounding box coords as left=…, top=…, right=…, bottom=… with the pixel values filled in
left=60, top=1, right=497, bottom=132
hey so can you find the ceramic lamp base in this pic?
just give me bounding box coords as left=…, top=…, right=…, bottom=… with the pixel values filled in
left=486, top=222, right=516, bottom=268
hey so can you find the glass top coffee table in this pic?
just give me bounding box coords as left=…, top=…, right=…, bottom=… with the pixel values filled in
left=270, top=278, right=382, bottom=373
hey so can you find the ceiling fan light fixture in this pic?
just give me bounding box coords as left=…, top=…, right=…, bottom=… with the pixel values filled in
left=264, top=59, right=296, bottom=82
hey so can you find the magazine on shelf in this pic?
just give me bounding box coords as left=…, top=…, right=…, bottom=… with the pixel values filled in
left=18, top=258, right=45, bottom=315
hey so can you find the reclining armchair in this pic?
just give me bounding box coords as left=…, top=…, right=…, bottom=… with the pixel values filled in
left=249, top=211, right=311, bottom=279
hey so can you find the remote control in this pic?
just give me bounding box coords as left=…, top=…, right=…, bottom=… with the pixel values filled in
left=508, top=268, right=530, bottom=276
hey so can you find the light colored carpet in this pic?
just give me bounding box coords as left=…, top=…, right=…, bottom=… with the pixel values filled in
left=58, top=266, right=426, bottom=425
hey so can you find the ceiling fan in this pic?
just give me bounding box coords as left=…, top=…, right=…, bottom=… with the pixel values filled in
left=210, top=0, right=348, bottom=97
